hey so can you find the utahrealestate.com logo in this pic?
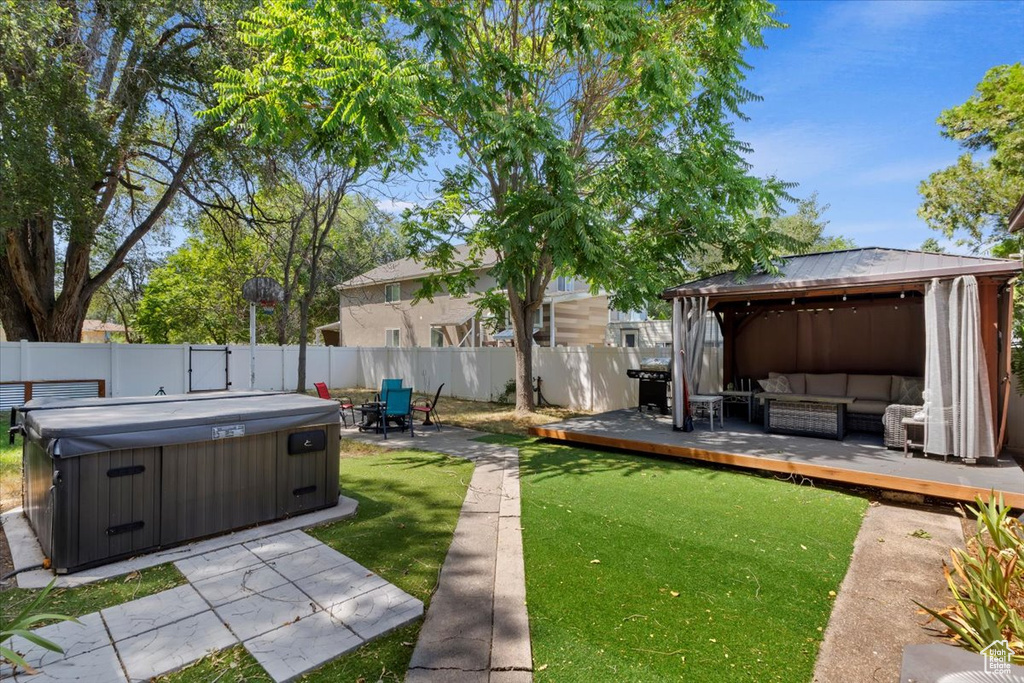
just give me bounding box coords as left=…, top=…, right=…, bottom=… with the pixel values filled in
left=980, top=639, right=1013, bottom=675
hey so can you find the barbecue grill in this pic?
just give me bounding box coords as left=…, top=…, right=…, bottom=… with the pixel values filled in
left=626, top=357, right=672, bottom=415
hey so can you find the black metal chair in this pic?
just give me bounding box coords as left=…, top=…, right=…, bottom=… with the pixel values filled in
left=413, top=383, right=444, bottom=431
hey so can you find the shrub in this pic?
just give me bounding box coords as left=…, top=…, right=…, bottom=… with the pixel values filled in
left=1, top=580, right=77, bottom=674
left=918, top=494, right=1024, bottom=663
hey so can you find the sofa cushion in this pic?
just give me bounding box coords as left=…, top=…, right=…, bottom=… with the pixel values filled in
left=849, top=399, right=888, bottom=416
left=805, top=373, right=848, bottom=398
left=758, top=376, right=791, bottom=394
left=893, top=376, right=925, bottom=405
left=769, top=371, right=806, bottom=394
left=847, top=374, right=892, bottom=402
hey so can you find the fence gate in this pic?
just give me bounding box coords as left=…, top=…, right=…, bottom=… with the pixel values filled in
left=188, top=346, right=231, bottom=392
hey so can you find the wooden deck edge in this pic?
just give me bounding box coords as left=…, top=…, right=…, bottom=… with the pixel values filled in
left=528, top=425, right=1024, bottom=508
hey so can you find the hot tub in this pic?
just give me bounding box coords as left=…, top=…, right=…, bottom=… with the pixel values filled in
left=14, top=392, right=340, bottom=573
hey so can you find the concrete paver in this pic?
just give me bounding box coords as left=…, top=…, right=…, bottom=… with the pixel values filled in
left=115, top=610, right=236, bottom=680
left=7, top=526, right=423, bottom=683
left=4, top=613, right=108, bottom=671
left=191, top=563, right=289, bottom=607
left=101, top=584, right=208, bottom=642
left=244, top=611, right=363, bottom=682
left=13, top=643, right=127, bottom=683
left=215, top=582, right=319, bottom=642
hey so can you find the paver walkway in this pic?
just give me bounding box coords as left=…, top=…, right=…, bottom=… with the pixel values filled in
left=349, top=426, right=533, bottom=683
left=2, top=529, right=422, bottom=683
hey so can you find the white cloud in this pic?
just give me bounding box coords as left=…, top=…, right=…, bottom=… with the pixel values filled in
left=849, top=157, right=953, bottom=186
left=375, top=198, right=419, bottom=214
left=742, top=121, right=879, bottom=181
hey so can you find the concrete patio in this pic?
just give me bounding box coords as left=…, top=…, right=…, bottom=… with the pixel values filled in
left=1, top=529, right=422, bottom=682
left=530, top=410, right=1024, bottom=507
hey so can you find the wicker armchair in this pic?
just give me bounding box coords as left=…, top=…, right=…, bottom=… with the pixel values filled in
left=883, top=404, right=923, bottom=449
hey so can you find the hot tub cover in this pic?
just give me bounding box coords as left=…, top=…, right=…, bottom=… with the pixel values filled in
left=22, top=392, right=340, bottom=458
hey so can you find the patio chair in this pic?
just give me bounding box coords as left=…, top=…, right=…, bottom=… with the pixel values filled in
left=378, top=378, right=403, bottom=404
left=314, top=382, right=356, bottom=427
left=413, top=383, right=444, bottom=431
left=382, top=387, right=414, bottom=440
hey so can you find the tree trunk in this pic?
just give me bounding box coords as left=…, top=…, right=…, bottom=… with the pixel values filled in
left=509, top=298, right=536, bottom=413
left=296, top=297, right=309, bottom=394
left=0, top=265, right=37, bottom=341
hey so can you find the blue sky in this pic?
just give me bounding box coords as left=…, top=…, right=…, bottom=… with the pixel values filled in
left=739, top=0, right=1023, bottom=252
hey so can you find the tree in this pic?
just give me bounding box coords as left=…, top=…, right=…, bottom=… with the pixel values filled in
left=918, top=62, right=1024, bottom=392
left=0, top=0, right=255, bottom=341
left=918, top=63, right=1024, bottom=252
left=133, top=195, right=403, bottom=346
left=396, top=1, right=789, bottom=411
left=919, top=237, right=946, bottom=254
left=205, top=0, right=421, bottom=389
left=771, top=193, right=854, bottom=255
left=134, top=220, right=273, bottom=344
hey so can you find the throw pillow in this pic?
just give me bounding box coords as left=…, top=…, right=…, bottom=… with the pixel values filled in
left=758, top=376, right=792, bottom=394
left=896, top=376, right=924, bottom=405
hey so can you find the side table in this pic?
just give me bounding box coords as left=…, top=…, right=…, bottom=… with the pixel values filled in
left=689, top=395, right=724, bottom=431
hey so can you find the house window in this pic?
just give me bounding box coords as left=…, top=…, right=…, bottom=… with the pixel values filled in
left=610, top=309, right=648, bottom=323
left=385, top=283, right=401, bottom=303
left=556, top=276, right=574, bottom=292
left=621, top=329, right=639, bottom=348
left=430, top=327, right=445, bottom=348
left=385, top=329, right=400, bottom=347
left=533, top=306, right=543, bottom=328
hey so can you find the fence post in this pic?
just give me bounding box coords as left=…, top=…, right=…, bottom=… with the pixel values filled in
left=20, top=339, right=29, bottom=381
left=109, top=342, right=118, bottom=397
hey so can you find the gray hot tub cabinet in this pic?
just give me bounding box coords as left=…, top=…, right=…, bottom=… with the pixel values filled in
left=18, top=392, right=340, bottom=573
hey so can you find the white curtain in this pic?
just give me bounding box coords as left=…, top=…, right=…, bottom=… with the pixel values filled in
left=671, top=297, right=685, bottom=429
left=923, top=276, right=995, bottom=462
left=682, top=297, right=709, bottom=394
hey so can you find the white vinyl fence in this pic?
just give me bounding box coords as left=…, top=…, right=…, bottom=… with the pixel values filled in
left=0, top=341, right=720, bottom=413
left=4, top=340, right=1020, bottom=448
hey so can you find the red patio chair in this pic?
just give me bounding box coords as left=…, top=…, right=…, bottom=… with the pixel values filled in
left=314, top=382, right=356, bottom=427
left=413, top=383, right=444, bottom=431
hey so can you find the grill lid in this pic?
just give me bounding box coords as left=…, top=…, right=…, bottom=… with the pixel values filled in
left=639, top=357, right=672, bottom=372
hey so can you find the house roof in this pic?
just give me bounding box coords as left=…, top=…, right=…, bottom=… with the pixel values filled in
left=663, top=247, right=1022, bottom=300
left=336, top=244, right=499, bottom=290
left=1009, top=193, right=1024, bottom=233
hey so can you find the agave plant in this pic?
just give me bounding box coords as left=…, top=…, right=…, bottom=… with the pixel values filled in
left=0, top=581, right=78, bottom=674
left=917, top=494, right=1024, bottom=664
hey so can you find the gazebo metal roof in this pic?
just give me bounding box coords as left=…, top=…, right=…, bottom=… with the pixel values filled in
left=663, top=247, right=1021, bottom=300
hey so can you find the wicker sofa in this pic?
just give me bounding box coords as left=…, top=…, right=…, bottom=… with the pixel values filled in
left=757, top=372, right=923, bottom=440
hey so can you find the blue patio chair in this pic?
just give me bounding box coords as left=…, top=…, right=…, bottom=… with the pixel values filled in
left=382, top=387, right=413, bottom=440
left=378, top=378, right=403, bottom=403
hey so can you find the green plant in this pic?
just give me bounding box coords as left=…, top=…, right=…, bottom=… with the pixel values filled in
left=1, top=580, right=78, bottom=674
left=917, top=494, right=1024, bottom=663
left=495, top=378, right=517, bottom=405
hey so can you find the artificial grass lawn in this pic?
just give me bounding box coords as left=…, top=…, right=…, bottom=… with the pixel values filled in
left=1, top=414, right=21, bottom=511
left=0, top=564, right=186, bottom=629
left=161, top=443, right=473, bottom=683
left=500, top=436, right=867, bottom=682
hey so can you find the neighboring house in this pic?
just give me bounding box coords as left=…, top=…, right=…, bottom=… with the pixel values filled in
left=317, top=245, right=667, bottom=348
left=80, top=320, right=129, bottom=343
left=1010, top=193, right=1024, bottom=233
left=0, top=319, right=127, bottom=343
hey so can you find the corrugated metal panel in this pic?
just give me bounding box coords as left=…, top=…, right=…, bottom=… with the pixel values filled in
left=667, top=248, right=1022, bottom=297
left=30, top=382, right=102, bottom=401
left=0, top=384, right=27, bottom=411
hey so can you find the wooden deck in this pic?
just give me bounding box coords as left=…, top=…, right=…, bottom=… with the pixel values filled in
left=528, top=410, right=1024, bottom=507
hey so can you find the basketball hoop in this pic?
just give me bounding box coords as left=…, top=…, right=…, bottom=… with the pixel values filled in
left=241, top=277, right=284, bottom=389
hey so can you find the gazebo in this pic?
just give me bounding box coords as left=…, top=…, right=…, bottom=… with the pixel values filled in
left=664, top=248, right=1021, bottom=460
